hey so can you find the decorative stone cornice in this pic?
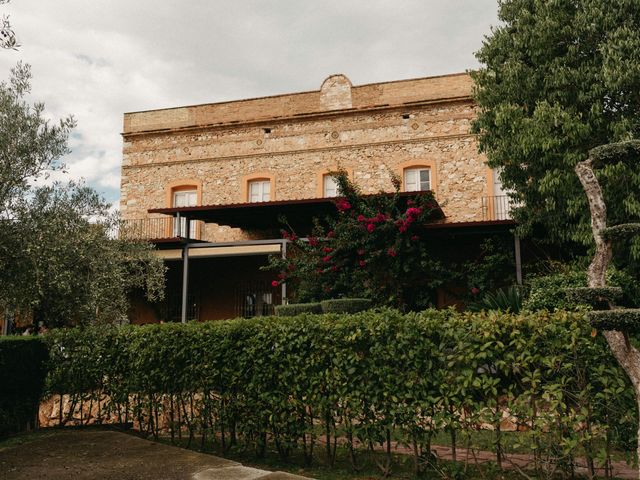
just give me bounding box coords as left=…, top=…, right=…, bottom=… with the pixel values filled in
left=122, top=132, right=477, bottom=170
left=122, top=96, right=474, bottom=140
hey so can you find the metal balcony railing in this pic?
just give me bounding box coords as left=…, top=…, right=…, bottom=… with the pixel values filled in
left=482, top=195, right=513, bottom=221
left=119, top=217, right=203, bottom=241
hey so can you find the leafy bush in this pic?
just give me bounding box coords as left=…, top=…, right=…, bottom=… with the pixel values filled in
left=565, top=287, right=623, bottom=308
left=320, top=298, right=372, bottom=313
left=274, top=302, right=322, bottom=316
left=588, top=309, right=640, bottom=333
left=523, top=270, right=587, bottom=311
left=43, top=310, right=635, bottom=475
left=0, top=336, right=48, bottom=437
left=523, top=267, right=639, bottom=311
left=470, top=286, right=524, bottom=313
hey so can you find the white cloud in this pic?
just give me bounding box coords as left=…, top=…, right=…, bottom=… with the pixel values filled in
left=0, top=0, right=498, bottom=204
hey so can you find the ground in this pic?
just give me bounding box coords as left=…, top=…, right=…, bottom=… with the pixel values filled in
left=0, top=429, right=309, bottom=480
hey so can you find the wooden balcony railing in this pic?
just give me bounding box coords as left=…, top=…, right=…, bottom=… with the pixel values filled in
left=119, top=217, right=203, bottom=241
left=482, top=195, right=513, bottom=221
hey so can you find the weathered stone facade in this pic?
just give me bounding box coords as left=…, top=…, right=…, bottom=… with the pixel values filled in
left=120, top=73, right=492, bottom=242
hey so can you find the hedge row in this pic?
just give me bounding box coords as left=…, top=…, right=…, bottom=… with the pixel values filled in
left=0, top=337, right=48, bottom=438
left=274, top=298, right=372, bottom=316
left=44, top=310, right=635, bottom=476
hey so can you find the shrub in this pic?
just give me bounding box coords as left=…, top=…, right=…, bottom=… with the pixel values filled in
left=274, top=302, right=322, bottom=316
left=42, top=310, right=635, bottom=475
left=320, top=298, right=372, bottom=313
left=523, top=270, right=586, bottom=311
left=470, top=286, right=524, bottom=313
left=0, top=336, right=48, bottom=437
left=524, top=268, right=638, bottom=311
left=588, top=309, right=640, bottom=333
left=565, top=287, right=623, bottom=308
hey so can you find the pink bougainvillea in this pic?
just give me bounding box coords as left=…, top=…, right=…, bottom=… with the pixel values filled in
left=266, top=169, right=441, bottom=309
left=335, top=198, right=351, bottom=212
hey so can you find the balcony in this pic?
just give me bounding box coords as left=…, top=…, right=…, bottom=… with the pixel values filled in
left=119, top=217, right=203, bottom=241
left=482, top=195, right=513, bottom=221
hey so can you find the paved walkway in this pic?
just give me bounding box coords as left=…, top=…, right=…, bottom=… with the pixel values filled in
left=0, top=430, right=310, bottom=480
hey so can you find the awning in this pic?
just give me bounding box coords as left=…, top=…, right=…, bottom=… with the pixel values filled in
left=148, top=192, right=445, bottom=233
left=157, top=242, right=283, bottom=261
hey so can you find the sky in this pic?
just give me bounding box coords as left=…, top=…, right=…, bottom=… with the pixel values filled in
left=0, top=1, right=499, bottom=207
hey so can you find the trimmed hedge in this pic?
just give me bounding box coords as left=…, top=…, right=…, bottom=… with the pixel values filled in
left=0, top=336, right=48, bottom=438
left=43, top=310, right=635, bottom=474
left=525, top=269, right=639, bottom=311
left=565, top=287, right=623, bottom=307
left=320, top=297, right=372, bottom=313
left=601, top=223, right=640, bottom=241
left=588, top=309, right=640, bottom=333
left=274, top=302, right=322, bottom=316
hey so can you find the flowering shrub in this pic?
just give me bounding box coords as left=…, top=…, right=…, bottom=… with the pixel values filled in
left=267, top=171, right=445, bottom=310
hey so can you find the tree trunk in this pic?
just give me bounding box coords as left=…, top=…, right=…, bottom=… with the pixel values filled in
left=576, top=159, right=640, bottom=479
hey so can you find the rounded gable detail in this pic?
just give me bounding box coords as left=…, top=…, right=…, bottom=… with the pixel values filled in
left=319, top=74, right=353, bottom=111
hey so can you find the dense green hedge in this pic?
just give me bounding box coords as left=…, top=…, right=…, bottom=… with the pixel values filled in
left=43, top=310, right=635, bottom=475
left=524, top=269, right=639, bottom=311
left=320, top=298, right=372, bottom=313
left=0, top=337, right=49, bottom=438
left=274, top=302, right=322, bottom=316
left=276, top=299, right=373, bottom=316
left=3, top=310, right=634, bottom=476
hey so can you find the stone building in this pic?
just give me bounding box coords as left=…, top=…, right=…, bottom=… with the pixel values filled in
left=120, top=73, right=515, bottom=323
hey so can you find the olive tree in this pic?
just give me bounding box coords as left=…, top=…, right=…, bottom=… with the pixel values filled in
left=0, top=63, right=164, bottom=328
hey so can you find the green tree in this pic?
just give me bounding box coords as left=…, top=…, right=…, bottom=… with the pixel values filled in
left=472, top=0, right=640, bottom=251
left=0, top=64, right=165, bottom=328
left=0, top=0, right=19, bottom=50
left=1, top=184, right=165, bottom=328
left=0, top=63, right=73, bottom=212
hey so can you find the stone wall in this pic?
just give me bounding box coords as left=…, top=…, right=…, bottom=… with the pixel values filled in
left=120, top=74, right=491, bottom=242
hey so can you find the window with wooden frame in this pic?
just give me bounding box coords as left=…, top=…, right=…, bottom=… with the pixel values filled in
left=170, top=186, right=198, bottom=238
left=403, top=167, right=431, bottom=192
left=248, top=179, right=271, bottom=202
left=323, top=174, right=339, bottom=198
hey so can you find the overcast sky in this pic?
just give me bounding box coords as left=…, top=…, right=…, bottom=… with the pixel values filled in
left=0, top=1, right=498, bottom=206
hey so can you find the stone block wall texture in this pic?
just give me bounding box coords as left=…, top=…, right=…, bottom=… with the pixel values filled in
left=120, top=73, right=492, bottom=242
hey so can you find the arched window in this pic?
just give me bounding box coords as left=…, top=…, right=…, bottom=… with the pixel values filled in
left=165, top=180, right=202, bottom=238
left=403, top=167, right=431, bottom=192
left=398, top=161, right=437, bottom=194
left=248, top=179, right=271, bottom=202
left=323, top=174, right=339, bottom=198
left=242, top=173, right=275, bottom=203
left=316, top=168, right=353, bottom=198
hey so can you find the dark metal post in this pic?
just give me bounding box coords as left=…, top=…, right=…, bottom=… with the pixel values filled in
left=180, top=213, right=190, bottom=323
left=280, top=240, right=287, bottom=304
left=514, top=234, right=522, bottom=285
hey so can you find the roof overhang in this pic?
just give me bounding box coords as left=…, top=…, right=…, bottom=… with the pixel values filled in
left=157, top=242, right=283, bottom=260
left=148, top=192, right=445, bottom=232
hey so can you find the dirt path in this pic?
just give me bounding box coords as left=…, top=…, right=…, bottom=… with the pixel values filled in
left=357, top=439, right=636, bottom=479
left=0, top=429, right=309, bottom=480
